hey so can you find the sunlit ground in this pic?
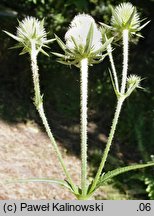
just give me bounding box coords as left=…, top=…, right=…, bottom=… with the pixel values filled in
left=0, top=119, right=130, bottom=200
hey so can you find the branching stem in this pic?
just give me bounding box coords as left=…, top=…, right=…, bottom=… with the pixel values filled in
left=89, top=30, right=129, bottom=195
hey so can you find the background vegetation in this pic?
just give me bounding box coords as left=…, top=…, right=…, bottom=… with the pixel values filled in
left=0, top=0, right=154, bottom=199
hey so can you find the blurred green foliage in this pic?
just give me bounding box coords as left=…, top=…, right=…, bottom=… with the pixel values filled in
left=0, top=0, right=154, bottom=199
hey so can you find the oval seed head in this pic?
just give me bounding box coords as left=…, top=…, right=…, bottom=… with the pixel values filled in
left=54, top=13, right=113, bottom=67
left=65, top=14, right=102, bottom=54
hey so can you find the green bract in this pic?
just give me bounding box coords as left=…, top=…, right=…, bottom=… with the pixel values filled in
left=53, top=14, right=113, bottom=67
left=4, top=17, right=54, bottom=56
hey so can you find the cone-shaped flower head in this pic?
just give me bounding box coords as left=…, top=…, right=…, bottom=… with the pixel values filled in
left=4, top=16, right=54, bottom=56
left=53, top=13, right=113, bottom=67
left=111, top=3, right=149, bottom=38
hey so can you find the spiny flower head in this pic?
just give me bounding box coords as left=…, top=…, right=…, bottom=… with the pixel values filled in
left=4, top=16, right=54, bottom=56
left=111, top=3, right=149, bottom=39
left=127, top=74, right=141, bottom=88
left=53, top=13, right=113, bottom=67
left=126, top=74, right=143, bottom=96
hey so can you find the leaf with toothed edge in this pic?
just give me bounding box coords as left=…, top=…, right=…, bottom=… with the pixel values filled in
left=95, top=162, right=154, bottom=190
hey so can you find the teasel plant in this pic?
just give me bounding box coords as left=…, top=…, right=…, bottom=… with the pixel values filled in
left=4, top=3, right=154, bottom=200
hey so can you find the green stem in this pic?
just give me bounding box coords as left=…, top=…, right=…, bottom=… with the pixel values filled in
left=89, top=96, right=125, bottom=194
left=89, top=30, right=129, bottom=195
left=80, top=58, right=88, bottom=196
left=107, top=43, right=119, bottom=92
left=120, top=29, right=129, bottom=94
left=30, top=41, right=78, bottom=194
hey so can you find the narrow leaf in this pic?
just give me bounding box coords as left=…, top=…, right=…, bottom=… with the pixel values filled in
left=126, top=8, right=136, bottom=28
left=40, top=18, right=45, bottom=28
left=138, top=20, right=150, bottom=31
left=51, top=52, right=67, bottom=58
left=91, top=53, right=108, bottom=64
left=40, top=48, right=49, bottom=56
left=85, top=23, right=94, bottom=53
left=57, top=59, right=77, bottom=66
left=91, top=37, right=113, bottom=56
left=5, top=178, right=73, bottom=191
left=9, top=43, right=23, bottom=50
left=3, top=30, right=21, bottom=42
left=54, top=34, right=67, bottom=52
left=96, top=162, right=154, bottom=188
left=108, top=68, right=118, bottom=96
left=19, top=47, right=28, bottom=55
left=71, top=36, right=79, bottom=51
left=99, top=22, right=112, bottom=30
left=44, top=38, right=56, bottom=44
left=57, top=60, right=72, bottom=66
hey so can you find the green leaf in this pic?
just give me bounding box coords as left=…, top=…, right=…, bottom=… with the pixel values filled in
left=108, top=68, right=119, bottom=96
left=19, top=47, right=28, bottom=55
left=40, top=18, right=45, bottom=28
left=57, top=59, right=77, bottom=66
left=9, top=43, right=23, bottom=50
left=54, top=34, right=67, bottom=52
left=40, top=48, right=49, bottom=56
left=96, top=162, right=154, bottom=189
left=125, top=8, right=136, bottom=28
left=90, top=53, right=108, bottom=64
left=71, top=36, right=79, bottom=51
left=44, top=38, right=56, bottom=44
left=85, top=23, right=94, bottom=53
left=99, top=22, right=112, bottom=29
left=51, top=52, right=67, bottom=58
left=138, top=20, right=150, bottom=31
left=3, top=30, right=21, bottom=42
left=5, top=178, right=73, bottom=191
left=91, top=37, right=113, bottom=56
